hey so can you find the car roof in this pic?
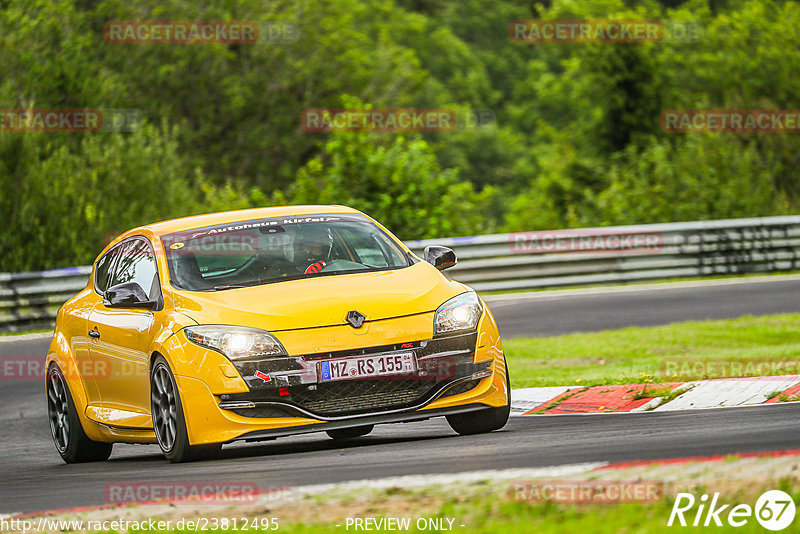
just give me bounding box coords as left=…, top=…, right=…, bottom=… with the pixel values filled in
left=138, top=205, right=363, bottom=237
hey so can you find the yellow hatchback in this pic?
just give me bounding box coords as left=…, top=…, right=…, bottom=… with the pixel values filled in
left=46, top=205, right=509, bottom=462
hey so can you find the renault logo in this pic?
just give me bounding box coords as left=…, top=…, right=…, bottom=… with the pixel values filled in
left=346, top=310, right=366, bottom=328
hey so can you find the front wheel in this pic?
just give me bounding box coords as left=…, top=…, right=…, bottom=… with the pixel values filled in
left=151, top=355, right=221, bottom=463
left=446, top=361, right=510, bottom=436
left=47, top=364, right=113, bottom=463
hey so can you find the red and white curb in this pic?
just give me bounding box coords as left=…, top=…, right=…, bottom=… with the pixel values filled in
left=511, top=375, right=800, bottom=415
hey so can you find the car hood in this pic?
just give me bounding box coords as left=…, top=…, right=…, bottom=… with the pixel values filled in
left=171, top=262, right=467, bottom=332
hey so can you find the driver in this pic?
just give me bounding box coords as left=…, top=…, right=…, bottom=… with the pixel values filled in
left=296, top=225, right=332, bottom=274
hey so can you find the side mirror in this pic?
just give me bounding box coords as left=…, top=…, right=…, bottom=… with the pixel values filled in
left=103, top=282, right=157, bottom=309
left=423, top=245, right=457, bottom=271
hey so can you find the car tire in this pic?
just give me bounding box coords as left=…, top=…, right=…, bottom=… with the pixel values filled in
left=151, top=355, right=222, bottom=463
left=446, top=361, right=510, bottom=436
left=47, top=363, right=113, bottom=463
left=326, top=425, right=374, bottom=440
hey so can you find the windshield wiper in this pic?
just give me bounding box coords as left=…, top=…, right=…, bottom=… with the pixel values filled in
left=211, top=284, right=250, bottom=291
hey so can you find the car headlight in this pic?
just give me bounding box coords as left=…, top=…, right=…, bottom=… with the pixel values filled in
left=434, top=292, right=483, bottom=336
left=184, top=326, right=286, bottom=361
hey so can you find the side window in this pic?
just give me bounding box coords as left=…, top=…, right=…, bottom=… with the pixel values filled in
left=95, top=246, right=122, bottom=294
left=110, top=239, right=160, bottom=299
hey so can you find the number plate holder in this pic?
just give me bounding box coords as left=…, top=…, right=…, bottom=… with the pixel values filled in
left=318, top=352, right=416, bottom=382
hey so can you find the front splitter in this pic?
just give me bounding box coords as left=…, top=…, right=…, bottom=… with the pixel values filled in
left=230, top=403, right=488, bottom=443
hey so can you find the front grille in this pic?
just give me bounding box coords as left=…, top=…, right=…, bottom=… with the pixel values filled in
left=288, top=378, right=444, bottom=416
left=231, top=405, right=295, bottom=419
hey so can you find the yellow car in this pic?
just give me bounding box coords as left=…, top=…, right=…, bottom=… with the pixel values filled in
left=46, top=205, right=509, bottom=463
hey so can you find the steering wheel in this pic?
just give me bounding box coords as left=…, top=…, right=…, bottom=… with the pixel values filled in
left=304, top=260, right=327, bottom=274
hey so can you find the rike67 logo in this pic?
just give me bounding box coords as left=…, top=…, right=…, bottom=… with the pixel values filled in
left=668, top=490, right=796, bottom=530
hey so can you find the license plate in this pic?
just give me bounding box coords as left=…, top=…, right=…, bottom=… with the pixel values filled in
left=319, top=352, right=416, bottom=382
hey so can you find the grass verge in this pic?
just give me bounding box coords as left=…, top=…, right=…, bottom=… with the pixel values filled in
left=504, top=313, right=800, bottom=388
left=0, top=328, right=52, bottom=337
left=156, top=480, right=799, bottom=534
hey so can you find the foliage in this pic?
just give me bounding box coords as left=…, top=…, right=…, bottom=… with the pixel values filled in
left=1, top=0, right=799, bottom=270
left=0, top=124, right=250, bottom=271
left=286, top=128, right=493, bottom=239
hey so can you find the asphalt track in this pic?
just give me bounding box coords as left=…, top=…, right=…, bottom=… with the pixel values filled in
left=2, top=276, right=800, bottom=514
left=487, top=275, right=800, bottom=337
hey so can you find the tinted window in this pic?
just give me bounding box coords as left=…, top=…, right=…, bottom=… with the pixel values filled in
left=110, top=239, right=160, bottom=299
left=95, top=245, right=122, bottom=293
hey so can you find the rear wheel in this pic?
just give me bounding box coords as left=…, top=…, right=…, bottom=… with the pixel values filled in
left=446, top=361, right=510, bottom=436
left=151, top=355, right=221, bottom=463
left=47, top=364, right=113, bottom=463
left=326, top=425, right=374, bottom=440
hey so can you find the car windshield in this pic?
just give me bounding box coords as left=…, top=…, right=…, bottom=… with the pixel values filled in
left=161, top=214, right=410, bottom=291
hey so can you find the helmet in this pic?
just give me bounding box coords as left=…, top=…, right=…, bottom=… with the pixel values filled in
left=295, top=225, right=331, bottom=262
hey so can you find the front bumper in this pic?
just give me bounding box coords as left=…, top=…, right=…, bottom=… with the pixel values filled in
left=175, top=364, right=506, bottom=445
left=175, top=309, right=507, bottom=445
left=220, top=332, right=489, bottom=420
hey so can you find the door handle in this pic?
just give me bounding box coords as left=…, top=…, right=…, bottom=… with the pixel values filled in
left=89, top=328, right=101, bottom=339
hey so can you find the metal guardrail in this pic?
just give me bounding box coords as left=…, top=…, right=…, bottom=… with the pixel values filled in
left=0, top=266, right=93, bottom=333
left=2, top=215, right=800, bottom=332
left=407, top=216, right=800, bottom=291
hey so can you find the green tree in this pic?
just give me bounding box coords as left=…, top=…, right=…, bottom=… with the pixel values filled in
left=0, top=123, right=252, bottom=271
left=285, top=129, right=494, bottom=239
left=595, top=135, right=787, bottom=225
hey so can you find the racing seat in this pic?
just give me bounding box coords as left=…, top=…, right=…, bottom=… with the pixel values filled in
left=171, top=251, right=209, bottom=290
